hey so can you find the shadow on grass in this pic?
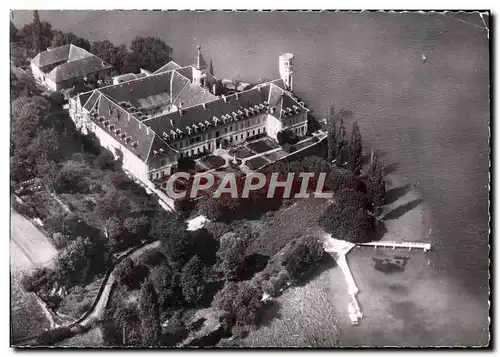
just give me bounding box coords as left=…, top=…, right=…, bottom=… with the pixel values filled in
left=256, top=300, right=282, bottom=328
left=384, top=184, right=411, bottom=205
left=383, top=199, right=423, bottom=220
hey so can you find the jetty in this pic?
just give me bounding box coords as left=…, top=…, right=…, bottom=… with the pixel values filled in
left=358, top=241, right=431, bottom=252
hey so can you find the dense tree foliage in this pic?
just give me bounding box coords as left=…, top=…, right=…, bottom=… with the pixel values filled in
left=180, top=255, right=206, bottom=305
left=139, top=279, right=161, bottom=347
left=51, top=30, right=91, bottom=51
left=150, top=264, right=184, bottom=310
left=55, top=235, right=110, bottom=287
left=281, top=235, right=324, bottom=283
left=319, top=189, right=375, bottom=243
left=347, top=121, right=363, bottom=175
left=21, top=267, right=58, bottom=293
left=213, top=281, right=263, bottom=329
left=124, top=36, right=173, bottom=73
left=216, top=230, right=251, bottom=281
left=367, top=153, right=386, bottom=214
left=90, top=40, right=129, bottom=75
left=276, top=129, right=300, bottom=145
left=115, top=257, right=149, bottom=290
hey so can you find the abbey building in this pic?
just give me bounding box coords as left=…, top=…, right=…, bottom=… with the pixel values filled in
left=68, top=47, right=308, bottom=208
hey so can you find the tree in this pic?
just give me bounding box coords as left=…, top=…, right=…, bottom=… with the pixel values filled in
left=126, top=36, right=173, bottom=73
left=276, top=129, right=300, bottom=145
left=150, top=215, right=194, bottom=268
left=52, top=160, right=90, bottom=194
left=55, top=236, right=110, bottom=287
left=347, top=121, right=363, bottom=175
left=335, top=110, right=346, bottom=165
left=319, top=190, right=375, bottom=243
left=327, top=105, right=337, bottom=162
left=150, top=264, right=183, bottom=309
left=367, top=152, right=386, bottom=214
left=51, top=30, right=91, bottom=51
left=213, top=281, right=263, bottom=328
left=116, top=257, right=149, bottom=290
left=139, top=279, right=161, bottom=347
left=91, top=41, right=130, bottom=74
left=19, top=20, right=53, bottom=54
left=96, top=190, right=132, bottom=219
left=180, top=255, right=206, bottom=305
left=32, top=10, right=42, bottom=53
left=216, top=230, right=250, bottom=281
left=326, top=166, right=360, bottom=193
left=281, top=235, right=324, bottom=283
left=209, top=59, right=214, bottom=76
left=10, top=21, right=20, bottom=43
left=124, top=215, right=151, bottom=242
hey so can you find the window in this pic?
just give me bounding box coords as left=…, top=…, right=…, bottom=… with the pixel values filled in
left=224, top=127, right=227, bottom=133
left=241, top=134, right=244, bottom=139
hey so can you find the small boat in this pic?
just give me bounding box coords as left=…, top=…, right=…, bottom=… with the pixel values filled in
left=421, top=54, right=427, bottom=62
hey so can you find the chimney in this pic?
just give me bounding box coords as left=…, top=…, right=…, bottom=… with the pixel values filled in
left=202, top=103, right=207, bottom=110
left=222, top=95, right=227, bottom=103
left=170, top=119, right=174, bottom=126
left=235, top=93, right=239, bottom=100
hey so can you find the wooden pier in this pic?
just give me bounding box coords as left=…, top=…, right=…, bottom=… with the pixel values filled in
left=358, top=241, right=431, bottom=252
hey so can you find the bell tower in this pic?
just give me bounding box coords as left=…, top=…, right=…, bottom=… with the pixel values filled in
left=279, top=53, right=294, bottom=92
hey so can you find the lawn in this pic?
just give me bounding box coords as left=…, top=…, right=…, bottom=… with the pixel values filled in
left=200, top=155, right=226, bottom=170
left=229, top=146, right=254, bottom=159
left=247, top=138, right=279, bottom=154
left=245, top=198, right=331, bottom=257
left=245, top=156, right=270, bottom=170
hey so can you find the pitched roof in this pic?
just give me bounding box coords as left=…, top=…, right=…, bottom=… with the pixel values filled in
left=31, top=44, right=71, bottom=68
left=143, top=83, right=306, bottom=140
left=154, top=60, right=182, bottom=74
left=98, top=69, right=216, bottom=112
left=83, top=92, right=176, bottom=163
left=144, top=85, right=271, bottom=135
left=47, top=56, right=112, bottom=83
left=31, top=44, right=94, bottom=69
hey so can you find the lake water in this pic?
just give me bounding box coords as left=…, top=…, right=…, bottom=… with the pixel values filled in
left=12, top=10, right=490, bottom=345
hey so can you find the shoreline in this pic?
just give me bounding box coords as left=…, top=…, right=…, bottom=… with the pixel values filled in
left=332, top=173, right=489, bottom=346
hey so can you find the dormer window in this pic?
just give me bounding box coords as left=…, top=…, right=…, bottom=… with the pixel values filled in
left=132, top=141, right=138, bottom=148
left=109, top=124, right=115, bottom=130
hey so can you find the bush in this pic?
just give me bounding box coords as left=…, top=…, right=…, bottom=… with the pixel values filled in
left=277, top=129, right=300, bottom=145
left=93, top=151, right=116, bottom=171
